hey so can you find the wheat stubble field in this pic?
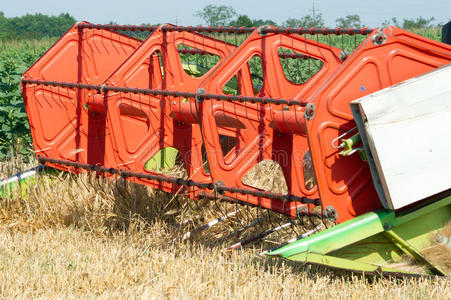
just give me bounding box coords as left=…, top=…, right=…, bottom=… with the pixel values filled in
left=0, top=157, right=450, bottom=299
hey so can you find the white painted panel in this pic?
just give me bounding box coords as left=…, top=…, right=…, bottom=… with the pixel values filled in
left=351, top=64, right=451, bottom=210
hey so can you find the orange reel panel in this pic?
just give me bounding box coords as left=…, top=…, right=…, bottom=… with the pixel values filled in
left=305, top=27, right=451, bottom=223
left=198, top=28, right=345, bottom=216
left=22, top=23, right=142, bottom=168
left=102, top=26, right=242, bottom=194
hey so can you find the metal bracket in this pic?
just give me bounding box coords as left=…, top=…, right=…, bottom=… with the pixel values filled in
left=214, top=181, right=225, bottom=195
left=372, top=31, right=387, bottom=46
left=257, top=25, right=271, bottom=37
left=304, top=103, right=316, bottom=121
left=339, top=50, right=349, bottom=62
left=195, top=88, right=206, bottom=103
left=324, top=206, right=338, bottom=221
left=100, top=83, right=107, bottom=93
left=296, top=206, right=309, bottom=218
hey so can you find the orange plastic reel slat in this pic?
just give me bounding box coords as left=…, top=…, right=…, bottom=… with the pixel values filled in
left=22, top=22, right=142, bottom=170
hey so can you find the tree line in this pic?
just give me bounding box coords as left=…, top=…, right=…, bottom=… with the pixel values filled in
left=0, top=6, right=442, bottom=40
left=195, top=5, right=440, bottom=29
left=0, top=12, right=75, bottom=40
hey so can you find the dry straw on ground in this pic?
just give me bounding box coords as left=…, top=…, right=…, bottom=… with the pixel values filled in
left=0, top=156, right=450, bottom=298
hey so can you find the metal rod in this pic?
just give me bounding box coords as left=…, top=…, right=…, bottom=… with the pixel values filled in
left=38, top=156, right=319, bottom=204
left=178, top=210, right=239, bottom=241
left=76, top=23, right=159, bottom=31
left=224, top=222, right=293, bottom=251
left=75, top=23, right=375, bottom=35
left=178, top=48, right=314, bottom=60
left=0, top=165, right=45, bottom=186
left=278, top=53, right=312, bottom=59
left=260, top=27, right=374, bottom=35
left=222, top=217, right=265, bottom=240
left=171, top=215, right=202, bottom=228
left=21, top=78, right=307, bottom=107
left=178, top=48, right=211, bottom=55
left=259, top=225, right=322, bottom=256
left=38, top=156, right=213, bottom=189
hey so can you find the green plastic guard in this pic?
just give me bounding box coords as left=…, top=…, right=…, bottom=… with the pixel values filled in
left=268, top=194, right=451, bottom=276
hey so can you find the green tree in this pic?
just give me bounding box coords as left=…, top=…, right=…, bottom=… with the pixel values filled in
left=0, top=12, right=6, bottom=39
left=381, top=17, right=400, bottom=27
left=229, top=15, right=253, bottom=27
left=282, top=8, right=325, bottom=28
left=382, top=16, right=436, bottom=29
left=229, top=15, right=277, bottom=27
left=194, top=5, right=237, bottom=26
left=402, top=17, right=435, bottom=29
left=0, top=13, right=76, bottom=40
left=336, top=14, right=363, bottom=28
left=251, top=19, right=277, bottom=27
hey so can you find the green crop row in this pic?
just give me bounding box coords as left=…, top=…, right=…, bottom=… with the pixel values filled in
left=0, top=38, right=56, bottom=159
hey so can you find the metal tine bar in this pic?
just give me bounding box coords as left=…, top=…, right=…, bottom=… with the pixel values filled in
left=21, top=79, right=308, bottom=107
left=38, top=156, right=320, bottom=204
left=297, top=210, right=324, bottom=218
left=171, top=215, right=202, bottom=228
left=76, top=23, right=159, bottom=31
left=278, top=52, right=313, bottom=59
left=259, top=224, right=323, bottom=256
left=283, top=212, right=300, bottom=236
left=211, top=190, right=229, bottom=227
left=0, top=165, right=46, bottom=186
left=76, top=23, right=375, bottom=35
left=39, top=156, right=213, bottom=189
left=227, top=199, right=246, bottom=229
left=179, top=47, right=314, bottom=60
left=267, top=210, right=292, bottom=240
left=222, top=217, right=265, bottom=241
left=177, top=209, right=239, bottom=241
left=224, top=221, right=293, bottom=251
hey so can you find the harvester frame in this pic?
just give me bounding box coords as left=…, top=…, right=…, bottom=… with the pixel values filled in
left=1, top=21, right=450, bottom=277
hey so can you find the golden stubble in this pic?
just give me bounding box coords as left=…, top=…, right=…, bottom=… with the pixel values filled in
left=0, top=157, right=450, bottom=299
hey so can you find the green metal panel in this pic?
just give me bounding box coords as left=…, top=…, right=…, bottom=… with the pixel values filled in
left=268, top=195, right=451, bottom=275
left=268, top=210, right=391, bottom=258
left=286, top=252, right=419, bottom=276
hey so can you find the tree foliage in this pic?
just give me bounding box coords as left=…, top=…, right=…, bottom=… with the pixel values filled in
left=229, top=15, right=277, bottom=27
left=336, top=14, right=364, bottom=28
left=282, top=10, right=325, bottom=28
left=194, top=5, right=237, bottom=26
left=402, top=17, right=436, bottom=29
left=0, top=40, right=54, bottom=158
left=382, top=17, right=437, bottom=29
left=0, top=12, right=75, bottom=40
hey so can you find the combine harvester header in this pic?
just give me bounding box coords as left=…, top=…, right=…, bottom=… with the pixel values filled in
left=6, top=21, right=451, bottom=276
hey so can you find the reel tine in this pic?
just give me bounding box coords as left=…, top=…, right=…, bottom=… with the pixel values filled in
left=176, top=209, right=239, bottom=242
left=267, top=210, right=289, bottom=240
left=221, top=217, right=265, bottom=241
left=259, top=224, right=323, bottom=256
left=172, top=214, right=202, bottom=229
left=224, top=221, right=293, bottom=251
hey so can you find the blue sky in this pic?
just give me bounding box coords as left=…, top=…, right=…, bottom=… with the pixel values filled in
left=1, top=0, right=450, bottom=27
